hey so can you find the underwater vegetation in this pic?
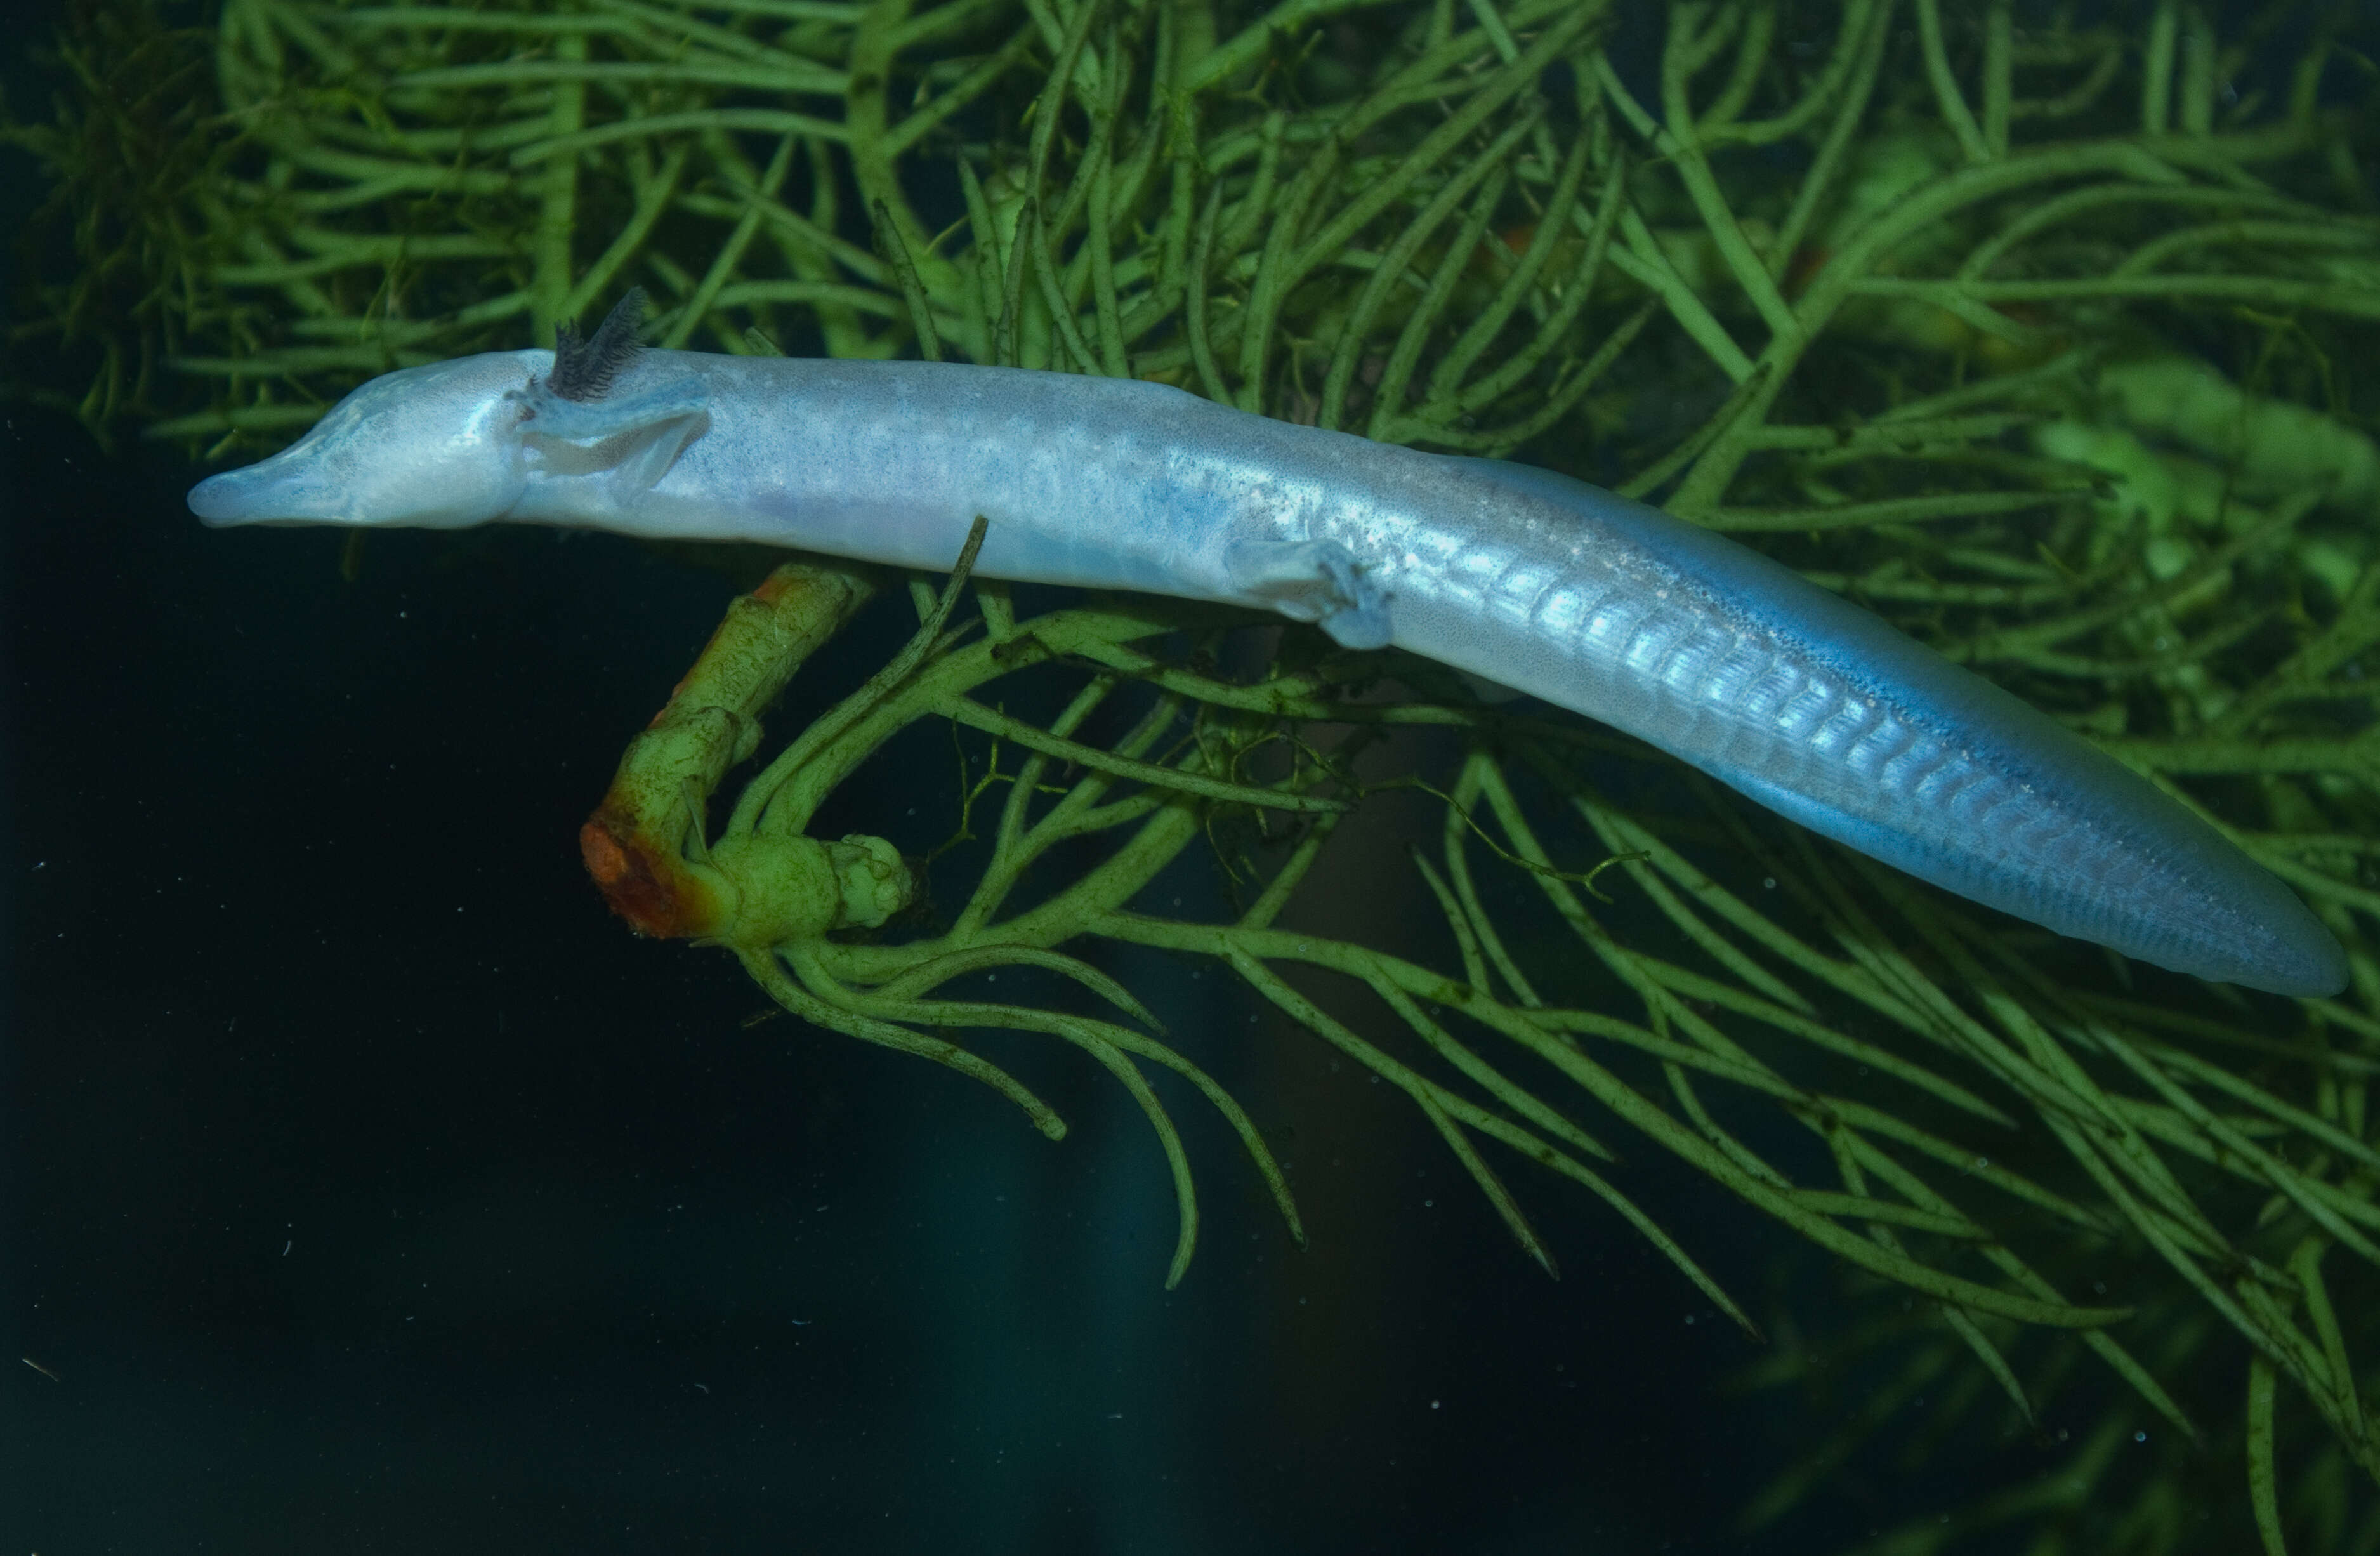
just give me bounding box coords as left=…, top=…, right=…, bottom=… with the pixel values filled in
left=11, top=0, right=2380, bottom=1548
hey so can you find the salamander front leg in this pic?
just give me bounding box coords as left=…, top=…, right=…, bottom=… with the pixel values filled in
left=518, top=379, right=711, bottom=490
left=516, top=287, right=710, bottom=491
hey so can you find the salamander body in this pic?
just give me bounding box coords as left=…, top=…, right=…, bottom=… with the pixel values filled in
left=188, top=301, right=2348, bottom=995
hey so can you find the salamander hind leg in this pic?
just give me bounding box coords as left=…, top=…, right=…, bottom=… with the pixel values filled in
left=1225, top=539, right=1393, bottom=650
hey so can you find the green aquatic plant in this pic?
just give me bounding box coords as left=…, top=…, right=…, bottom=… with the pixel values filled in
left=13, top=0, right=2380, bottom=1549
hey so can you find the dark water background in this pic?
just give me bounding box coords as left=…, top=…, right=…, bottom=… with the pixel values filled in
left=0, top=5, right=2211, bottom=1552
left=14, top=346, right=1860, bottom=1555
left=1, top=383, right=1822, bottom=1555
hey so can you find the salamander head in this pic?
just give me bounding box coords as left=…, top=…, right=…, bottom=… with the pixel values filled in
left=188, top=350, right=545, bottom=529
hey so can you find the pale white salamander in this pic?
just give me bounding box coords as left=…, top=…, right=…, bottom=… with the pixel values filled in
left=188, top=294, right=2348, bottom=996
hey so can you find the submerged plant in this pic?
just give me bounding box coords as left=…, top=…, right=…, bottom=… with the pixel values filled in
left=13, top=0, right=2380, bottom=1549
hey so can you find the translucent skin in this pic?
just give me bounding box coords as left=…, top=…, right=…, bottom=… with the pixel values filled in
left=191, top=353, right=2348, bottom=995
